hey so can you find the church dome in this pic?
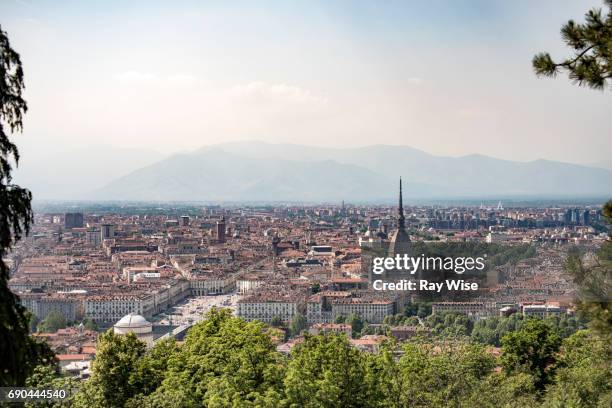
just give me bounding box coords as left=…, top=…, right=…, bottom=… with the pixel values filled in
left=114, top=313, right=152, bottom=333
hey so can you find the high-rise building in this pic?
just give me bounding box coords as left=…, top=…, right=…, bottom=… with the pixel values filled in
left=65, top=212, right=84, bottom=229
left=86, top=228, right=101, bottom=246
left=216, top=217, right=226, bottom=244
left=572, top=208, right=581, bottom=225
left=564, top=209, right=572, bottom=224
left=583, top=210, right=590, bottom=226
left=181, top=215, right=190, bottom=227
left=101, top=224, right=115, bottom=240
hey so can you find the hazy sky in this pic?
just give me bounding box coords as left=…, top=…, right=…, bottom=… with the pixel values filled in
left=1, top=0, right=611, bottom=165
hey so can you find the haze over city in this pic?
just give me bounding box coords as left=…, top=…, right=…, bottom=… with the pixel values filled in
left=2, top=1, right=611, bottom=404
left=1, top=0, right=611, bottom=171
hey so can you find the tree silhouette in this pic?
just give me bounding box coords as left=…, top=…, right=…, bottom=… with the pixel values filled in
left=533, top=0, right=612, bottom=90
left=0, top=25, right=55, bottom=386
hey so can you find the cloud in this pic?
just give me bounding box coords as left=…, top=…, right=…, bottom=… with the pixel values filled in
left=113, top=71, right=157, bottom=84
left=405, top=77, right=424, bottom=85
left=228, top=81, right=327, bottom=105
left=167, top=74, right=201, bottom=86
left=113, top=72, right=204, bottom=87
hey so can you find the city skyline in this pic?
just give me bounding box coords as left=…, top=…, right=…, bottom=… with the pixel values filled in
left=1, top=2, right=610, bottom=402
left=1, top=0, right=611, bottom=168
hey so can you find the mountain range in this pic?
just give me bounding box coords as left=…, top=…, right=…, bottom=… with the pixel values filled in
left=12, top=141, right=611, bottom=202
left=80, top=141, right=612, bottom=202
left=14, top=146, right=165, bottom=200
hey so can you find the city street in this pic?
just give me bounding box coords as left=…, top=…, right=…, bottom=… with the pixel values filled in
left=153, top=293, right=241, bottom=326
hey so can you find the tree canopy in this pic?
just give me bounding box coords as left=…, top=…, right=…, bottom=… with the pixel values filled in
left=533, top=0, right=612, bottom=90
left=563, top=201, right=612, bottom=342
left=0, top=24, right=54, bottom=387
left=26, top=307, right=612, bottom=408
left=38, top=311, right=68, bottom=333
left=501, top=319, right=561, bottom=390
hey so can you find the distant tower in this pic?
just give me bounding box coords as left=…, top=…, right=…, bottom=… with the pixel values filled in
left=101, top=224, right=114, bottom=240
left=496, top=201, right=504, bottom=211
left=216, top=217, right=226, bottom=243
left=181, top=215, right=190, bottom=227
left=64, top=212, right=84, bottom=229
left=86, top=228, right=101, bottom=246
left=388, top=178, right=411, bottom=257
left=572, top=208, right=580, bottom=225
left=583, top=209, right=590, bottom=226
left=271, top=235, right=281, bottom=273
left=271, top=235, right=281, bottom=257
left=564, top=209, right=572, bottom=224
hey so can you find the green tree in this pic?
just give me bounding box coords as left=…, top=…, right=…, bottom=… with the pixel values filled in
left=25, top=364, right=78, bottom=408
left=38, top=311, right=68, bottom=333
left=501, top=318, right=561, bottom=390
left=533, top=0, right=612, bottom=90
left=129, top=338, right=179, bottom=398
left=83, top=318, right=98, bottom=331
left=347, top=313, right=364, bottom=338
left=289, top=313, right=307, bottom=337
left=145, top=308, right=285, bottom=407
left=373, top=341, right=498, bottom=408
left=464, top=372, right=538, bottom=408
left=542, top=330, right=611, bottom=407
left=283, top=333, right=376, bottom=407
left=74, top=330, right=147, bottom=408
left=0, top=25, right=55, bottom=387
left=270, top=315, right=283, bottom=328
left=28, top=313, right=39, bottom=333
left=564, top=202, right=611, bottom=341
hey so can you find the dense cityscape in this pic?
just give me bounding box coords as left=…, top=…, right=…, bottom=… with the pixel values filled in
left=1, top=0, right=611, bottom=406
left=6, top=189, right=608, bottom=380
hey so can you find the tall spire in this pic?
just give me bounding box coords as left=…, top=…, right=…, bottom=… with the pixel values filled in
left=398, top=177, right=405, bottom=229
left=388, top=177, right=411, bottom=257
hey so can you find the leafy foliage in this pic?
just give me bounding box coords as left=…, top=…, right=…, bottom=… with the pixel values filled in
left=564, top=201, right=611, bottom=341
left=283, top=333, right=374, bottom=408
left=82, top=318, right=98, bottom=331
left=25, top=365, right=78, bottom=408
left=384, top=310, right=583, bottom=347
left=501, top=319, right=561, bottom=390
left=74, top=330, right=147, bottom=408
left=38, top=306, right=609, bottom=407
left=289, top=313, right=307, bottom=337
left=371, top=341, right=516, bottom=408
left=346, top=313, right=364, bottom=338
left=143, top=308, right=285, bottom=407
left=270, top=315, right=284, bottom=328
left=542, top=330, right=611, bottom=407
left=533, top=0, right=612, bottom=90
left=0, top=24, right=55, bottom=387
left=38, top=311, right=68, bottom=333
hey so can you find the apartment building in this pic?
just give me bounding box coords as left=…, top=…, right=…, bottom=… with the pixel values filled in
left=237, top=290, right=305, bottom=324
left=331, top=298, right=394, bottom=323
left=190, top=274, right=236, bottom=295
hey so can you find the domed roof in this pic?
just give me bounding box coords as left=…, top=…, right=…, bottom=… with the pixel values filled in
left=114, top=313, right=151, bottom=329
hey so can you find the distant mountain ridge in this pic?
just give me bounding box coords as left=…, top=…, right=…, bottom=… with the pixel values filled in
left=89, top=141, right=612, bottom=202
left=14, top=146, right=165, bottom=200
